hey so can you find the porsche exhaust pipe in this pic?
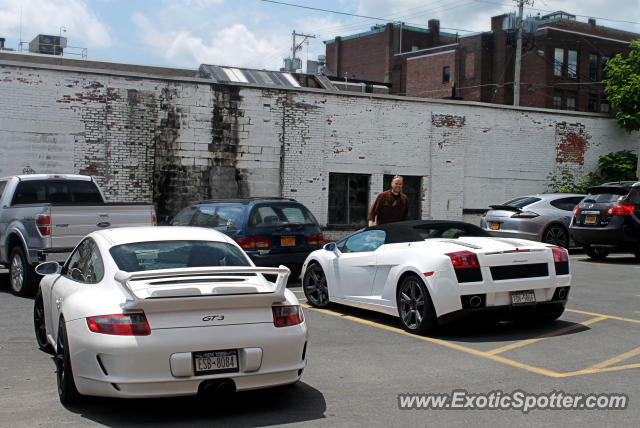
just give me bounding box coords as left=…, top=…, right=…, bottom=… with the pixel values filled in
left=198, top=379, right=236, bottom=395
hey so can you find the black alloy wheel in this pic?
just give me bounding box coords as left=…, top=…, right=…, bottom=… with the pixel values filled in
left=397, top=275, right=437, bottom=335
left=302, top=264, right=330, bottom=308
left=585, top=246, right=610, bottom=261
left=542, top=224, right=569, bottom=248
left=33, top=290, right=53, bottom=353
left=56, top=319, right=82, bottom=405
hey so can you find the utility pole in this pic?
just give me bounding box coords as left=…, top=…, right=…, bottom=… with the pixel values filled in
left=513, top=0, right=533, bottom=106
left=290, top=30, right=316, bottom=72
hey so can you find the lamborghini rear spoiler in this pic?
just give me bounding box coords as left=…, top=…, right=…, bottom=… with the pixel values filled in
left=114, top=266, right=290, bottom=311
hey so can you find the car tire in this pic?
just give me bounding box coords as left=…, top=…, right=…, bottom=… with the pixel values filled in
left=397, top=274, right=437, bottom=335
left=542, top=224, right=569, bottom=248
left=56, top=319, right=82, bottom=405
left=9, top=246, right=39, bottom=296
left=33, top=289, right=53, bottom=354
left=302, top=263, right=330, bottom=308
left=585, top=246, right=610, bottom=261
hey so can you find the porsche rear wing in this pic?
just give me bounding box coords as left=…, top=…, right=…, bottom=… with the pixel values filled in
left=115, top=266, right=290, bottom=311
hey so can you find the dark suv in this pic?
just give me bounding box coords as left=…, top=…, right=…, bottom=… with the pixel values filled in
left=171, top=198, right=324, bottom=273
left=570, top=182, right=640, bottom=260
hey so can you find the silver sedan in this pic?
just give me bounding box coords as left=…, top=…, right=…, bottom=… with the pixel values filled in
left=479, top=194, right=585, bottom=248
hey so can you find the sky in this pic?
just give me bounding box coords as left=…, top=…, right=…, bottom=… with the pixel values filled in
left=0, top=0, right=639, bottom=72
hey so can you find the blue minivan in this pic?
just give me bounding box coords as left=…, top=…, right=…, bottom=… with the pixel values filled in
left=171, top=198, right=324, bottom=274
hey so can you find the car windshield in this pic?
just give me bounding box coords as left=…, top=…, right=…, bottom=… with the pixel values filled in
left=109, top=241, right=250, bottom=272
left=413, top=224, right=491, bottom=239
left=501, top=196, right=541, bottom=208
left=248, top=204, right=316, bottom=227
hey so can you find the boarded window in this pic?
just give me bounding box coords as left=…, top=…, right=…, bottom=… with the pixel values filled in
left=383, top=175, right=422, bottom=221
left=328, top=173, right=370, bottom=226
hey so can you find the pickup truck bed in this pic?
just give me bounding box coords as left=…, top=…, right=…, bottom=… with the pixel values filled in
left=0, top=174, right=155, bottom=295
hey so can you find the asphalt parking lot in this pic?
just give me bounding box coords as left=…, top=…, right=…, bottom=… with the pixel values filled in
left=1, top=253, right=639, bottom=427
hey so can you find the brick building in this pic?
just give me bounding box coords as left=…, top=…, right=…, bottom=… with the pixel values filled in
left=325, top=11, right=640, bottom=112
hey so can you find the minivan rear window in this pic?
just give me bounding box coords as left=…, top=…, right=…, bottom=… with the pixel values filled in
left=248, top=204, right=316, bottom=227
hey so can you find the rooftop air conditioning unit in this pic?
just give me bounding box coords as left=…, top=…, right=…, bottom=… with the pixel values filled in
left=29, top=34, right=67, bottom=55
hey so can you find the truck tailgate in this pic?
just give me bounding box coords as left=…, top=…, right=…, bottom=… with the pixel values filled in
left=50, top=204, right=154, bottom=249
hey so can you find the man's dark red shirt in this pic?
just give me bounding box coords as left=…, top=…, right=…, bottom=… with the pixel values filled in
left=367, top=190, right=409, bottom=225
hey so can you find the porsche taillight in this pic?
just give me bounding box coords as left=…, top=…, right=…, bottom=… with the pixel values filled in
left=86, top=313, right=151, bottom=336
left=272, top=305, right=304, bottom=327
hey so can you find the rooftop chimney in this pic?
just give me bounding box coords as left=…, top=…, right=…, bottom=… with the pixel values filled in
left=588, top=18, right=596, bottom=26
left=428, top=19, right=440, bottom=45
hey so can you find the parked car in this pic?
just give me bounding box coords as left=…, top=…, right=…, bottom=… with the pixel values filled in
left=171, top=198, right=324, bottom=274
left=301, top=220, right=571, bottom=334
left=33, top=226, right=307, bottom=404
left=570, top=181, right=640, bottom=260
left=0, top=174, right=156, bottom=296
left=479, top=193, right=585, bottom=248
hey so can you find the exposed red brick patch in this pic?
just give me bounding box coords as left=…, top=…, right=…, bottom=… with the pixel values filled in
left=555, top=122, right=591, bottom=165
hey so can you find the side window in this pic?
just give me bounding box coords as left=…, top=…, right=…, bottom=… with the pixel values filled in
left=0, top=180, right=7, bottom=202
left=551, top=197, right=584, bottom=211
left=441, top=228, right=465, bottom=239
left=626, top=189, right=640, bottom=205
left=171, top=207, right=198, bottom=226
left=63, top=239, right=104, bottom=283
left=216, top=206, right=243, bottom=227
left=341, top=230, right=386, bottom=253
left=191, top=206, right=217, bottom=228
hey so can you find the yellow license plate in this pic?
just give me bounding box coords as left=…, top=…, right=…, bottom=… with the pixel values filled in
left=489, top=223, right=500, bottom=230
left=281, top=237, right=295, bottom=246
left=585, top=215, right=596, bottom=224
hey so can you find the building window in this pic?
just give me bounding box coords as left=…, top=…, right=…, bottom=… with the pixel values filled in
left=588, top=94, right=598, bottom=112
left=442, top=66, right=450, bottom=83
left=568, top=50, right=577, bottom=79
left=554, top=48, right=564, bottom=76
left=328, top=173, right=370, bottom=225
left=589, top=54, right=598, bottom=81
left=566, top=94, right=576, bottom=111
left=601, top=56, right=610, bottom=77
left=552, top=95, right=562, bottom=109
left=411, top=45, right=419, bottom=52
left=383, top=175, right=422, bottom=220
left=600, top=102, right=610, bottom=113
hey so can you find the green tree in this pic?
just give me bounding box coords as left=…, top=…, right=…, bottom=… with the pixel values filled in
left=603, top=39, right=640, bottom=179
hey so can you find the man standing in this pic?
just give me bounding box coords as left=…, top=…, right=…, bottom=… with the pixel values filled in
left=367, top=175, right=409, bottom=226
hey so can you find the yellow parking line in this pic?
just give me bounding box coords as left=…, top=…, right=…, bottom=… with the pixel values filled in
left=566, top=309, right=640, bottom=324
left=302, top=304, right=565, bottom=378
left=558, top=363, right=640, bottom=378
left=485, top=316, right=607, bottom=356
left=585, top=346, right=640, bottom=370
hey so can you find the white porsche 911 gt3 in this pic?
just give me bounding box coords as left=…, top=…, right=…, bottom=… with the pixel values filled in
left=301, top=220, right=571, bottom=334
left=33, top=227, right=307, bottom=404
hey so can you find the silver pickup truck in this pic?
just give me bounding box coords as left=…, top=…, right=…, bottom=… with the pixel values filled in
left=0, top=174, right=156, bottom=296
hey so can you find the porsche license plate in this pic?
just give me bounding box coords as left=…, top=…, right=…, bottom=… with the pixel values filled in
left=511, top=290, right=536, bottom=305
left=489, top=222, right=500, bottom=230
left=193, top=350, right=238, bottom=375
left=281, top=236, right=295, bottom=246
left=585, top=215, right=597, bottom=224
